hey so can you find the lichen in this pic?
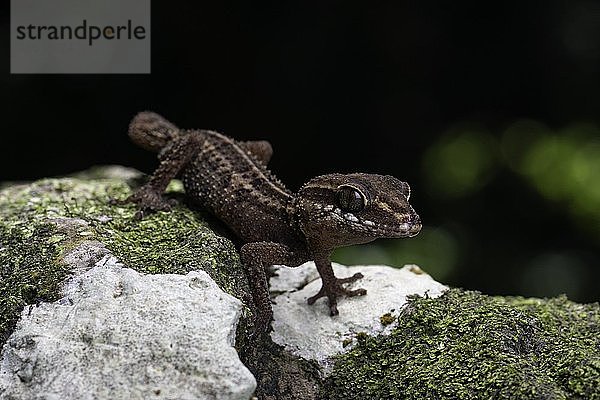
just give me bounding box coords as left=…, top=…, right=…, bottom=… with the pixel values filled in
left=0, top=167, right=251, bottom=348
left=322, top=289, right=600, bottom=400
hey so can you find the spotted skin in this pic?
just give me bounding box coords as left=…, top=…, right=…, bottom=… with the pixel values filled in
left=118, top=111, right=422, bottom=336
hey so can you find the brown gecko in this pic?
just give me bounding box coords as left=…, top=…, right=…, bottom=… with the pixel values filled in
left=117, top=112, right=422, bottom=333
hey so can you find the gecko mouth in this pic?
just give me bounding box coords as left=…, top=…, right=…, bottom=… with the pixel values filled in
left=370, top=221, right=422, bottom=238
left=391, top=222, right=422, bottom=237
left=327, top=208, right=422, bottom=238
left=360, top=213, right=422, bottom=238
left=333, top=214, right=422, bottom=238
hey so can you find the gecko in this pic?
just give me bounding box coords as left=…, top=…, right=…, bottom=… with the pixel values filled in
left=117, top=111, right=422, bottom=334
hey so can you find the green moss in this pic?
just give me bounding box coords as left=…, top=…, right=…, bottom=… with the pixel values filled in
left=0, top=168, right=251, bottom=348
left=4, top=167, right=599, bottom=399
left=0, top=223, right=66, bottom=344
left=379, top=312, right=396, bottom=326
left=322, top=289, right=600, bottom=400
left=101, top=210, right=247, bottom=296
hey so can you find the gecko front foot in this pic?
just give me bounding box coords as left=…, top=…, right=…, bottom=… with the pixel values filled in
left=111, top=186, right=177, bottom=219
left=307, top=273, right=367, bottom=316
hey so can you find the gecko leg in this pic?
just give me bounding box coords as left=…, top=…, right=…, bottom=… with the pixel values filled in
left=116, top=128, right=204, bottom=218
left=240, top=242, right=308, bottom=337
left=307, top=255, right=367, bottom=316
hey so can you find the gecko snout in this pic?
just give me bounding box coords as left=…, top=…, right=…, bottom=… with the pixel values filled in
left=407, top=214, right=422, bottom=237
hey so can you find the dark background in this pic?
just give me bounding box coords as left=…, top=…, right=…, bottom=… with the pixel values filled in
left=2, top=2, right=600, bottom=302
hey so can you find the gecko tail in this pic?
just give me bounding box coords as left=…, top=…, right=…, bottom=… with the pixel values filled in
left=128, top=111, right=181, bottom=152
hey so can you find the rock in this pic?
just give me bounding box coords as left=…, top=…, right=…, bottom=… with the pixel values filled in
left=68, top=164, right=147, bottom=185
left=2, top=166, right=600, bottom=400
left=270, top=263, right=447, bottom=367
left=270, top=265, right=600, bottom=400
left=0, top=255, right=255, bottom=400
left=0, top=167, right=252, bottom=346
left=0, top=167, right=258, bottom=400
left=320, top=289, right=600, bottom=399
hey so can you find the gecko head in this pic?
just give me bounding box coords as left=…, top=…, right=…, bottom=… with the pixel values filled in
left=294, top=173, right=422, bottom=249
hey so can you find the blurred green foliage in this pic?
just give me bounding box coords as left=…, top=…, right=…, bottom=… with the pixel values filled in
left=503, top=121, right=600, bottom=237
left=333, top=226, right=459, bottom=281
left=517, top=252, right=589, bottom=298
left=334, top=120, right=600, bottom=300
left=422, top=126, right=499, bottom=198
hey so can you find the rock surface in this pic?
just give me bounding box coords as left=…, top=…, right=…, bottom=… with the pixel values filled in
left=270, top=263, right=447, bottom=366
left=321, top=289, right=600, bottom=400
left=0, top=167, right=252, bottom=347
left=0, top=167, right=258, bottom=400
left=1, top=166, right=600, bottom=400
left=0, top=253, right=256, bottom=400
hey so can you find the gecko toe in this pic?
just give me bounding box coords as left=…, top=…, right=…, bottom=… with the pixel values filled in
left=346, top=288, right=367, bottom=297
left=337, top=272, right=364, bottom=284
left=307, top=289, right=324, bottom=305
left=109, top=197, right=126, bottom=206
left=329, top=302, right=339, bottom=316
left=307, top=273, right=367, bottom=314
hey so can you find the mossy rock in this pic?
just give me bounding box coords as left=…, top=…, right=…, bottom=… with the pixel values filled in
left=0, top=166, right=250, bottom=347
left=322, top=289, right=600, bottom=400
left=2, top=166, right=599, bottom=400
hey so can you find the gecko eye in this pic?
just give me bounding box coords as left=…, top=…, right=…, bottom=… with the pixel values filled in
left=336, top=185, right=367, bottom=213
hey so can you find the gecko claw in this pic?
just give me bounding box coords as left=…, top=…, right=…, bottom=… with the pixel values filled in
left=307, top=274, right=367, bottom=315
left=111, top=186, right=178, bottom=219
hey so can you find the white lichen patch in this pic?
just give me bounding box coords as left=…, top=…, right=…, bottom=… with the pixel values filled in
left=270, top=263, right=448, bottom=368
